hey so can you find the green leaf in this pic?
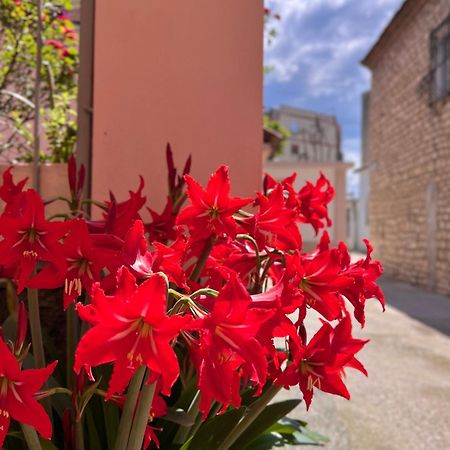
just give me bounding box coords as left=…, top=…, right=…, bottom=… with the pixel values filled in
left=39, top=438, right=59, bottom=450
left=229, top=399, right=301, bottom=450
left=86, top=407, right=103, bottom=450
left=180, top=407, right=245, bottom=450
left=162, top=408, right=196, bottom=427
left=103, top=400, right=120, bottom=449
left=240, top=432, right=285, bottom=450
left=268, top=418, right=329, bottom=446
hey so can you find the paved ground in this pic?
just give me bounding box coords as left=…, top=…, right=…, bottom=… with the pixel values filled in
left=277, top=276, right=450, bottom=450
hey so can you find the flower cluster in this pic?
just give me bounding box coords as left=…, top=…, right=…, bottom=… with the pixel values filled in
left=0, top=150, right=384, bottom=449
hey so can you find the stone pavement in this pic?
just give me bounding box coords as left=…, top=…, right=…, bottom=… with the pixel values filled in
left=277, top=277, right=450, bottom=450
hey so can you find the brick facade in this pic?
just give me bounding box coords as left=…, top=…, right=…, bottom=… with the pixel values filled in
left=363, top=0, right=450, bottom=294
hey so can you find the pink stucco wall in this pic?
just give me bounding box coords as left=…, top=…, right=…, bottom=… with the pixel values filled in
left=91, top=0, right=263, bottom=212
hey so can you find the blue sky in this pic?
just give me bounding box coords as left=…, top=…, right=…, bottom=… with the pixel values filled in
left=264, top=0, right=404, bottom=195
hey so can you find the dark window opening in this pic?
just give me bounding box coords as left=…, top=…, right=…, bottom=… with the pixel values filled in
left=431, top=13, right=450, bottom=102
left=291, top=144, right=299, bottom=155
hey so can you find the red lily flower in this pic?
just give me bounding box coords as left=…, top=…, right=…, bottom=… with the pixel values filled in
left=340, top=239, right=385, bottom=326
left=0, top=339, right=57, bottom=447
left=278, top=313, right=367, bottom=409
left=177, top=165, right=252, bottom=239
left=298, top=173, right=334, bottom=233
left=74, top=267, right=191, bottom=398
left=188, top=274, right=272, bottom=417
left=206, top=239, right=258, bottom=289
left=0, top=167, right=28, bottom=208
left=146, top=199, right=178, bottom=243
left=241, top=184, right=302, bottom=251
left=88, top=177, right=146, bottom=239
left=285, top=234, right=354, bottom=321
left=0, top=189, right=68, bottom=292
left=121, top=220, right=188, bottom=289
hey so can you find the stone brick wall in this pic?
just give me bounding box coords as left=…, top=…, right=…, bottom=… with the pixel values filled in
left=364, top=0, right=450, bottom=294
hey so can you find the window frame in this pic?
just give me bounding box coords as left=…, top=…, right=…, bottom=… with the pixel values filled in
left=430, top=13, right=450, bottom=102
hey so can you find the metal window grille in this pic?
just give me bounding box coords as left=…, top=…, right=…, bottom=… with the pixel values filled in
left=430, top=13, right=450, bottom=102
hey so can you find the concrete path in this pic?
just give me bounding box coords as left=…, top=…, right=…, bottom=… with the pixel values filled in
left=277, top=277, right=450, bottom=450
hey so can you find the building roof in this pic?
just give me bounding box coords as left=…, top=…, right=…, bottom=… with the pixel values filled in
left=361, top=0, right=427, bottom=69
left=274, top=105, right=338, bottom=123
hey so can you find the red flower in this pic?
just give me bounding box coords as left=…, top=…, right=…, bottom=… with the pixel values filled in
left=0, top=167, right=28, bottom=207
left=285, top=234, right=353, bottom=321
left=88, top=177, right=146, bottom=239
left=241, top=184, right=302, bottom=251
left=278, top=314, right=367, bottom=409
left=298, top=173, right=334, bottom=233
left=74, top=268, right=191, bottom=398
left=340, top=240, right=385, bottom=326
left=146, top=199, right=177, bottom=243
left=0, top=189, right=68, bottom=292
left=57, top=220, right=122, bottom=308
left=188, top=274, right=272, bottom=417
left=177, top=166, right=252, bottom=239
left=0, top=339, right=57, bottom=447
left=122, top=220, right=187, bottom=289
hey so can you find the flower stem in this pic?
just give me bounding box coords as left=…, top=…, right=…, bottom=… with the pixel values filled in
left=21, top=424, right=42, bottom=450
left=126, top=379, right=156, bottom=450
left=66, top=303, right=78, bottom=387
left=217, top=384, right=282, bottom=450
left=113, top=366, right=146, bottom=450
left=190, top=237, right=214, bottom=282
left=173, top=391, right=201, bottom=444
left=75, top=417, right=85, bottom=450
left=27, top=287, right=52, bottom=420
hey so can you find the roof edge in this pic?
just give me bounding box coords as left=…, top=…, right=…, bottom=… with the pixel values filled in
left=361, top=0, right=427, bottom=69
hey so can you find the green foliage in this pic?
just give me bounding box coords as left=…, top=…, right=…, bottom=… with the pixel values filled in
left=0, top=0, right=78, bottom=161
left=264, top=114, right=291, bottom=158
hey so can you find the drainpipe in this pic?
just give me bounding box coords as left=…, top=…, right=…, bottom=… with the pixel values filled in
left=76, top=0, right=95, bottom=207
left=33, top=0, right=43, bottom=193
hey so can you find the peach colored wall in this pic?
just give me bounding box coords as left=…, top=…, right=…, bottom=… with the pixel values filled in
left=0, top=163, right=70, bottom=217
left=91, top=0, right=263, bottom=213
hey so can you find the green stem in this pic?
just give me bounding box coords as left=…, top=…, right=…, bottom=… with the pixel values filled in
left=21, top=424, right=43, bottom=450
left=190, top=237, right=214, bottom=282
left=113, top=367, right=146, bottom=450
left=236, top=234, right=261, bottom=290
left=75, top=417, right=85, bottom=450
left=217, top=385, right=282, bottom=450
left=66, top=303, right=78, bottom=388
left=173, top=391, right=201, bottom=444
left=27, top=288, right=45, bottom=368
left=190, top=288, right=219, bottom=298
left=27, top=287, right=52, bottom=420
left=126, top=380, right=156, bottom=450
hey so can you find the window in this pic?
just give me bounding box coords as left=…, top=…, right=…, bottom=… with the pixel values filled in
left=291, top=144, right=299, bottom=155
left=289, top=120, right=300, bottom=135
left=431, top=14, right=450, bottom=101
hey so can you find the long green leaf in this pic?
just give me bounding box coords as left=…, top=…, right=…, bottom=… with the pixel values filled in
left=230, top=399, right=301, bottom=450
left=181, top=407, right=245, bottom=450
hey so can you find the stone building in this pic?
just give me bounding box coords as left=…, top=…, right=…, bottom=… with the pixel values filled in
left=267, top=105, right=343, bottom=163
left=362, top=0, right=450, bottom=294
left=265, top=106, right=351, bottom=248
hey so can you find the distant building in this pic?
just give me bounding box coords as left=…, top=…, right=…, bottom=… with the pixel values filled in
left=267, top=105, right=342, bottom=163
left=264, top=106, right=351, bottom=249
left=362, top=0, right=450, bottom=293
